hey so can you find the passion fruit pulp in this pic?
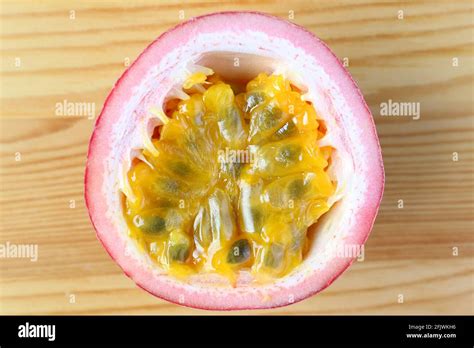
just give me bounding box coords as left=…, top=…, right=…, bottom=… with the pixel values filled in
left=124, top=72, right=335, bottom=283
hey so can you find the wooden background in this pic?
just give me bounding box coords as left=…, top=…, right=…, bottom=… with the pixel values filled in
left=0, top=0, right=472, bottom=314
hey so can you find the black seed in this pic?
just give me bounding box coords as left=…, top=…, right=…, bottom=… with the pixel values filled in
left=264, top=244, right=284, bottom=268
left=169, top=244, right=190, bottom=262
left=170, top=161, right=191, bottom=177
left=227, top=239, right=251, bottom=264
left=142, top=216, right=166, bottom=234
left=273, top=121, right=297, bottom=140
left=255, top=105, right=281, bottom=131
left=288, top=179, right=307, bottom=199
left=276, top=144, right=301, bottom=164
left=160, top=178, right=179, bottom=193
left=244, top=92, right=265, bottom=112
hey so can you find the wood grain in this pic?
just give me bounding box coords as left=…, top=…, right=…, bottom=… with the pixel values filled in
left=0, top=0, right=473, bottom=314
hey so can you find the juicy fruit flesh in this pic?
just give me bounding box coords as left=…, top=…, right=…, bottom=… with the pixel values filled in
left=123, top=72, right=335, bottom=283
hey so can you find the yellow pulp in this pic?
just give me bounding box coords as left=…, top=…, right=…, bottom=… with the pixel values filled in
left=123, top=72, right=335, bottom=283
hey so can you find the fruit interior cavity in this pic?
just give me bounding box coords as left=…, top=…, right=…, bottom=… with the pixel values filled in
left=122, top=70, right=337, bottom=283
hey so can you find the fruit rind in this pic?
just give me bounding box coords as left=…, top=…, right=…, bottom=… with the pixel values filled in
left=85, top=11, right=384, bottom=310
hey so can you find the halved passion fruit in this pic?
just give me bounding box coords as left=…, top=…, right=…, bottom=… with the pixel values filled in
left=85, top=11, right=384, bottom=310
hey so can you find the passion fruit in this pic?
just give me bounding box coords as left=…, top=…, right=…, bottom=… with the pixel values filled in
left=85, top=11, right=384, bottom=310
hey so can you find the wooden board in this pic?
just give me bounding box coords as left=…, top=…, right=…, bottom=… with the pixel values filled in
left=0, top=0, right=473, bottom=314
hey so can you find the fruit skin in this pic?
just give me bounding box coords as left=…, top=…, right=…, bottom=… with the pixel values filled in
left=85, top=11, right=384, bottom=310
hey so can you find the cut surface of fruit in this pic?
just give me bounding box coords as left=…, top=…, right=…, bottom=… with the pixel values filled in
left=85, top=11, right=384, bottom=310
left=124, top=72, right=335, bottom=283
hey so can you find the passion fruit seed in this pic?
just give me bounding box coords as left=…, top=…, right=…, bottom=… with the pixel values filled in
left=170, top=161, right=192, bottom=177
left=168, top=230, right=191, bottom=262
left=276, top=144, right=301, bottom=164
left=141, top=216, right=167, bottom=234
left=124, top=72, right=335, bottom=281
left=227, top=239, right=251, bottom=264
left=159, top=178, right=180, bottom=194
left=288, top=178, right=307, bottom=200
left=244, top=92, right=265, bottom=112
left=169, top=244, right=190, bottom=262
left=273, top=120, right=297, bottom=140
left=253, top=104, right=282, bottom=131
